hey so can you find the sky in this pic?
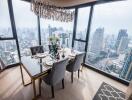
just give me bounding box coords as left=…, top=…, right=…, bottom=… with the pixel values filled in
left=0, top=0, right=11, bottom=28
left=0, top=0, right=132, bottom=36
left=90, top=0, right=132, bottom=37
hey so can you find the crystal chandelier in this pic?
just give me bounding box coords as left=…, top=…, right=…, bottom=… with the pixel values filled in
left=31, top=0, right=75, bottom=22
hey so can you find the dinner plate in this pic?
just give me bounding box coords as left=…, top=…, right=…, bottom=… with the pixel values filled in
left=35, top=53, right=48, bottom=58
left=45, top=60, right=53, bottom=66
left=69, top=54, right=76, bottom=57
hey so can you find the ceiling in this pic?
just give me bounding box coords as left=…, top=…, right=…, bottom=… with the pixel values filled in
left=26, top=0, right=97, bottom=7
left=45, top=0, right=97, bottom=7
left=24, top=0, right=124, bottom=8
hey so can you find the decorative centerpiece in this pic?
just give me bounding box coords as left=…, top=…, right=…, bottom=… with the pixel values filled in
left=48, top=35, right=60, bottom=59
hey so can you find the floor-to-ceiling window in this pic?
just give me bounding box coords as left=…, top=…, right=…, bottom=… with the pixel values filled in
left=85, top=0, right=132, bottom=82
left=0, top=0, right=19, bottom=67
left=12, top=0, right=38, bottom=56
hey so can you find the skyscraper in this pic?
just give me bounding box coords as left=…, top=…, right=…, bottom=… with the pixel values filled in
left=48, top=25, right=52, bottom=36
left=120, top=49, right=132, bottom=81
left=117, top=37, right=129, bottom=54
left=115, top=29, right=128, bottom=50
left=90, top=28, right=104, bottom=54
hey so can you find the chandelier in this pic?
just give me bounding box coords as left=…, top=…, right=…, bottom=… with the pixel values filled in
left=31, top=0, right=75, bottom=22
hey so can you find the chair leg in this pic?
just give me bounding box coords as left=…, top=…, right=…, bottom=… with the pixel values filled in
left=51, top=86, right=55, bottom=98
left=62, top=78, right=64, bottom=89
left=80, top=64, right=83, bottom=72
left=78, top=70, right=80, bottom=79
left=71, top=72, right=73, bottom=83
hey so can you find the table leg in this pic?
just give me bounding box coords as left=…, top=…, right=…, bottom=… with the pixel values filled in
left=20, top=64, right=25, bottom=85
left=39, top=78, right=42, bottom=96
left=20, top=64, right=32, bottom=86
left=32, top=79, right=37, bottom=100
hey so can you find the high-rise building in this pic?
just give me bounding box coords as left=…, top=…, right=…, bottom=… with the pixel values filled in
left=117, top=37, right=129, bottom=54
left=90, top=28, right=104, bottom=54
left=48, top=25, right=52, bottom=36
left=115, top=29, right=128, bottom=50
left=120, top=50, right=132, bottom=81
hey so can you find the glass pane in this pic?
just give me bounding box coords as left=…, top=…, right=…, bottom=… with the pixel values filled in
left=86, top=0, right=132, bottom=81
left=0, top=40, right=19, bottom=66
left=40, top=14, right=74, bottom=50
left=0, top=0, right=13, bottom=38
left=12, top=0, right=38, bottom=56
left=76, top=7, right=90, bottom=40
left=74, top=41, right=85, bottom=52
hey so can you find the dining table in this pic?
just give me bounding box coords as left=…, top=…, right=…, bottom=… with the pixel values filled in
left=20, top=48, right=81, bottom=100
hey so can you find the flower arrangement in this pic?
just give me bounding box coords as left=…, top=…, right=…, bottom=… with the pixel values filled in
left=48, top=35, right=60, bottom=58
left=48, top=35, right=60, bottom=45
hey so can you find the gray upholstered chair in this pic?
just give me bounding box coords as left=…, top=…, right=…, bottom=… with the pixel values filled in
left=30, top=46, right=44, bottom=56
left=42, top=58, right=69, bottom=98
left=66, top=52, right=85, bottom=83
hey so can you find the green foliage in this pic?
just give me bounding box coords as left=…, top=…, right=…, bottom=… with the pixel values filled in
left=48, top=35, right=60, bottom=45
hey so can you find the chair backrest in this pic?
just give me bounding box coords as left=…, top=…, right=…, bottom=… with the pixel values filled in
left=0, top=58, right=6, bottom=70
left=30, top=46, right=44, bottom=55
left=72, top=52, right=85, bottom=71
left=50, top=58, right=69, bottom=86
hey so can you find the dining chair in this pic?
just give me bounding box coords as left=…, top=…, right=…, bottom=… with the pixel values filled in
left=42, top=58, right=69, bottom=98
left=66, top=52, right=85, bottom=83
left=30, top=46, right=44, bottom=56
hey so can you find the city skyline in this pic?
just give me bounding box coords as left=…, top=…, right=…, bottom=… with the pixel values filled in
left=1, top=24, right=132, bottom=81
